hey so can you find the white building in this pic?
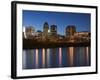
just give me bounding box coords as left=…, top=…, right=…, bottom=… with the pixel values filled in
left=23, top=27, right=27, bottom=38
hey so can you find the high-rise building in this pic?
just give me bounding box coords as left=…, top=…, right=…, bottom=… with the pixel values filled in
left=50, top=25, right=57, bottom=36
left=43, top=22, right=49, bottom=37
left=65, top=25, right=76, bottom=37
left=25, top=26, right=35, bottom=39
left=74, top=32, right=90, bottom=42
left=26, top=26, right=35, bottom=33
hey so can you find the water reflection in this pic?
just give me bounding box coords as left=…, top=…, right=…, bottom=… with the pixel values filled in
left=59, top=48, right=62, bottom=67
left=35, top=49, right=38, bottom=68
left=85, top=47, right=90, bottom=65
left=68, top=47, right=74, bottom=66
left=47, top=49, right=50, bottom=67
left=42, top=48, right=45, bottom=68
left=22, top=47, right=90, bottom=69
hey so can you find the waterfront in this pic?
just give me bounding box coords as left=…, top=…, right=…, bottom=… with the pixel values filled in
left=22, top=46, right=90, bottom=69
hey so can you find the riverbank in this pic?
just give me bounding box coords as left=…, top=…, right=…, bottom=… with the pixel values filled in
left=23, top=39, right=90, bottom=49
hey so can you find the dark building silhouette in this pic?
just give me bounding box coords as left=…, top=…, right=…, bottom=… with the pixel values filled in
left=25, top=26, right=35, bottom=39
left=37, top=30, right=42, bottom=33
left=65, top=25, right=76, bottom=37
left=43, top=22, right=49, bottom=39
left=50, top=25, right=57, bottom=36
left=37, top=30, right=42, bottom=37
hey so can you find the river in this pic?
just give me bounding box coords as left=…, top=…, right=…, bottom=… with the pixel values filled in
left=22, top=46, right=90, bottom=69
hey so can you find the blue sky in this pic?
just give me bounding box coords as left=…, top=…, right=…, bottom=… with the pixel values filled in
left=23, top=10, right=90, bottom=35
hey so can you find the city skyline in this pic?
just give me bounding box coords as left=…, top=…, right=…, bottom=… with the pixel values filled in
left=23, top=10, right=90, bottom=35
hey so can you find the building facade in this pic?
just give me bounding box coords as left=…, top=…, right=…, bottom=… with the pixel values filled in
left=65, top=25, right=76, bottom=37
left=42, top=22, right=49, bottom=40
left=50, top=25, right=57, bottom=36
left=43, top=22, right=49, bottom=36
left=74, top=32, right=90, bottom=42
left=25, top=26, right=35, bottom=39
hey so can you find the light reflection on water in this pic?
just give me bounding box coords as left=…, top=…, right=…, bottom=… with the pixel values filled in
left=68, top=47, right=74, bottom=66
left=22, top=47, right=90, bottom=69
left=59, top=48, right=62, bottom=67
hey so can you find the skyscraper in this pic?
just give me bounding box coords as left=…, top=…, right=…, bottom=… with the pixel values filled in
left=25, top=26, right=35, bottom=39
left=43, top=22, right=49, bottom=38
left=65, top=25, right=76, bottom=37
left=50, top=25, right=57, bottom=36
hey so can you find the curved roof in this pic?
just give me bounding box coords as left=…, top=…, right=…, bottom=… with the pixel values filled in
left=43, top=22, right=49, bottom=28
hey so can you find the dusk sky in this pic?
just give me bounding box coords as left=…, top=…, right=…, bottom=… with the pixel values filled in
left=23, top=10, right=91, bottom=35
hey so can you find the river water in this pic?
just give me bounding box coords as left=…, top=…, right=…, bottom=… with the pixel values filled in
left=22, top=46, right=90, bottom=69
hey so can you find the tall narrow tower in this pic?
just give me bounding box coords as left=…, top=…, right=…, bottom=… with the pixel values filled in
left=43, top=22, right=49, bottom=37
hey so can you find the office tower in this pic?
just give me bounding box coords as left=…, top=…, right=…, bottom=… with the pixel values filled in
left=65, top=25, right=76, bottom=37
left=43, top=22, right=49, bottom=37
left=50, top=25, right=57, bottom=36
left=25, top=26, right=35, bottom=39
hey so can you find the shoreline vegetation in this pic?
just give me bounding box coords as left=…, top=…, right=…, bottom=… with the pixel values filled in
left=23, top=39, right=90, bottom=49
